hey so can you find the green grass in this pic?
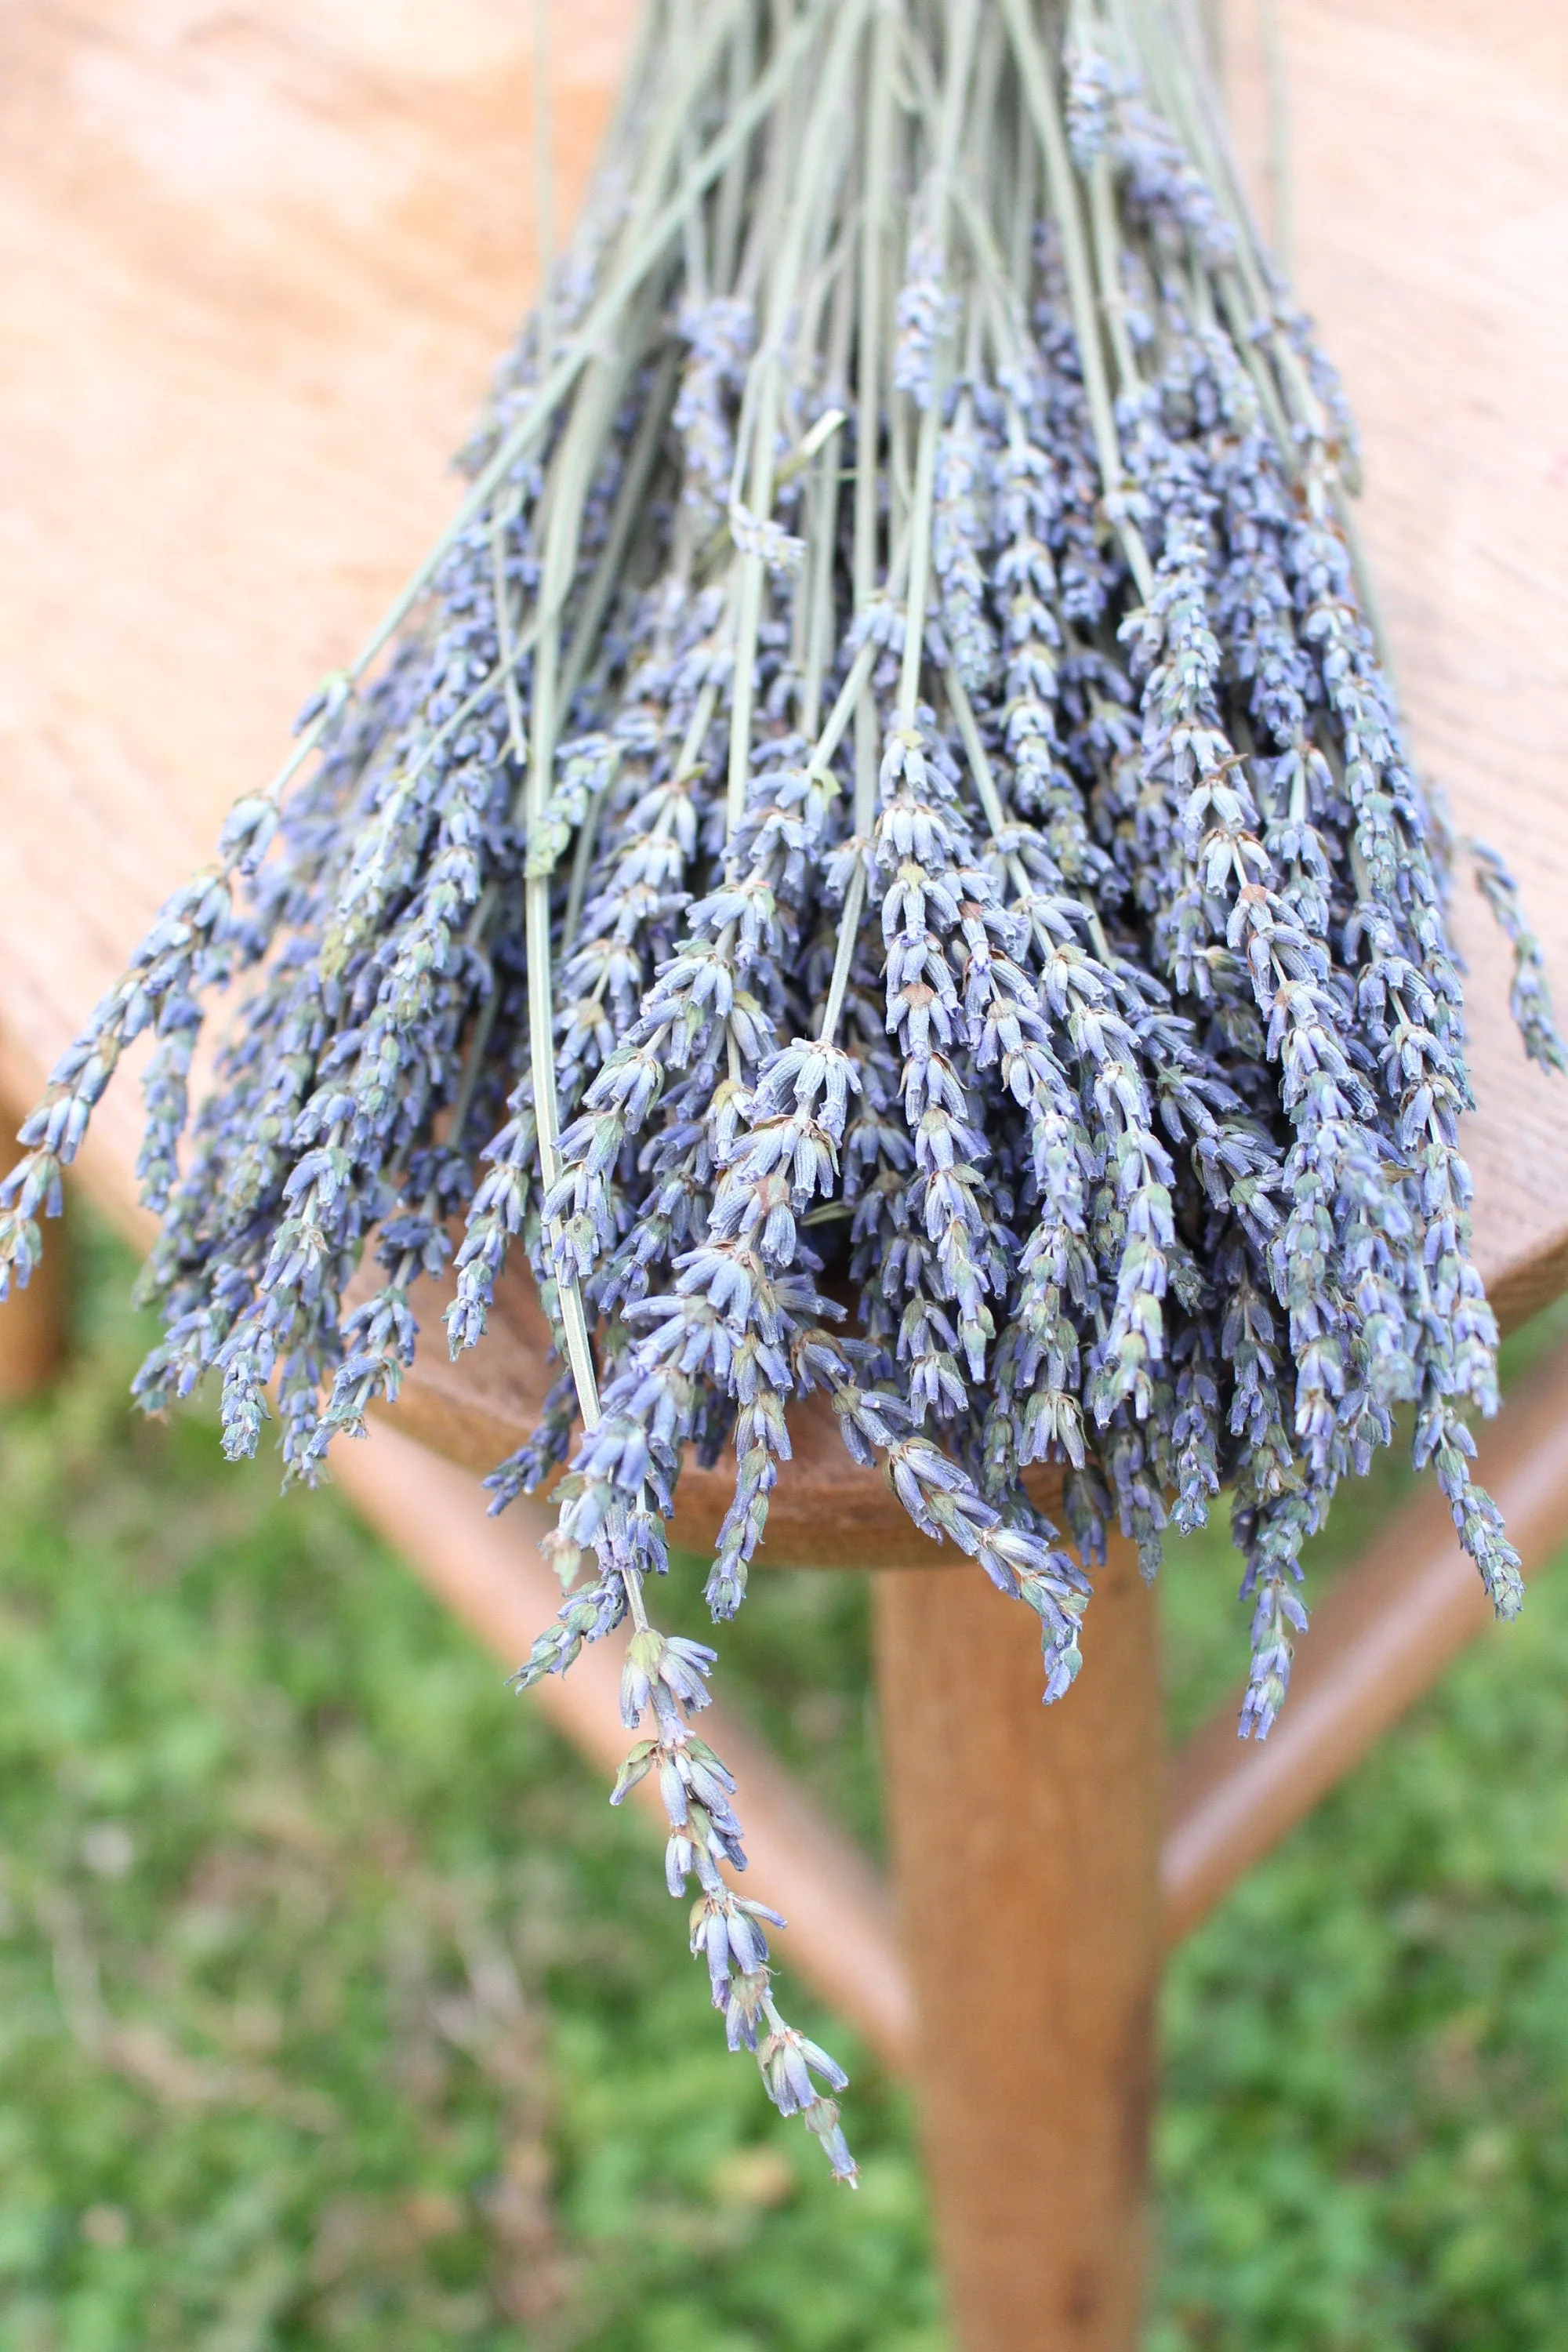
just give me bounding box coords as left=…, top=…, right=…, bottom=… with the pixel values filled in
left=1, top=1214, right=1566, bottom=2347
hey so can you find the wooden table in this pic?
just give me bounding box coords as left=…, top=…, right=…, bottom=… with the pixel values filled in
left=2, top=4, right=1566, bottom=2344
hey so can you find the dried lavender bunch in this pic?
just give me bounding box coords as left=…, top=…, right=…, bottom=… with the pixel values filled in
left=4, top=0, right=1560, bottom=2175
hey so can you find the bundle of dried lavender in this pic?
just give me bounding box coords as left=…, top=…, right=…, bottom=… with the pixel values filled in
left=5, top=0, right=1561, bottom=2176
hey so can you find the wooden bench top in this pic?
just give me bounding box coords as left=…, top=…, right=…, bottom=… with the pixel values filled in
left=2, top=0, right=1564, bottom=1564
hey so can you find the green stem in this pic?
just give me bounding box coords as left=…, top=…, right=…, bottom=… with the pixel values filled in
left=997, top=0, right=1155, bottom=599
left=713, top=8, right=757, bottom=295
left=490, top=487, right=528, bottom=770
left=816, top=524, right=913, bottom=779
left=313, top=0, right=811, bottom=735
left=897, top=390, right=942, bottom=730
left=1089, top=154, right=1137, bottom=394
left=558, top=344, right=680, bottom=713
left=518, top=350, right=639, bottom=1430
left=817, top=862, right=867, bottom=1044
left=724, top=0, right=868, bottom=833
left=531, top=0, right=557, bottom=364
left=1258, top=0, right=1293, bottom=276
left=854, top=2, right=897, bottom=829
left=799, top=409, right=849, bottom=739
left=724, top=551, right=764, bottom=833
left=525, top=875, right=600, bottom=1426
left=561, top=754, right=617, bottom=960
left=895, top=0, right=978, bottom=729
left=621, top=1558, right=652, bottom=1635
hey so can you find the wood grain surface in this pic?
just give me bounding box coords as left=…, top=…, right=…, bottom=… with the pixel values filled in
left=2, top=0, right=1564, bottom=1553
left=876, top=1541, right=1162, bottom=2352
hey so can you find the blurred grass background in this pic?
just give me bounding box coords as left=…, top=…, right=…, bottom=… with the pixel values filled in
left=1, top=1212, right=1566, bottom=2350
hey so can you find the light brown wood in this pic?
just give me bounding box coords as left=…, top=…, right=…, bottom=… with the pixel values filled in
left=876, top=1541, right=1162, bottom=2351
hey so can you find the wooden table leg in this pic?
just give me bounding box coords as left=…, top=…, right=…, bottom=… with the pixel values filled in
left=0, top=1107, right=67, bottom=1400
left=873, top=1537, right=1161, bottom=2352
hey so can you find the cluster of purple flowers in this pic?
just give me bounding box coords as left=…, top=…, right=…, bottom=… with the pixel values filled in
left=3, top=0, right=1559, bottom=2175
